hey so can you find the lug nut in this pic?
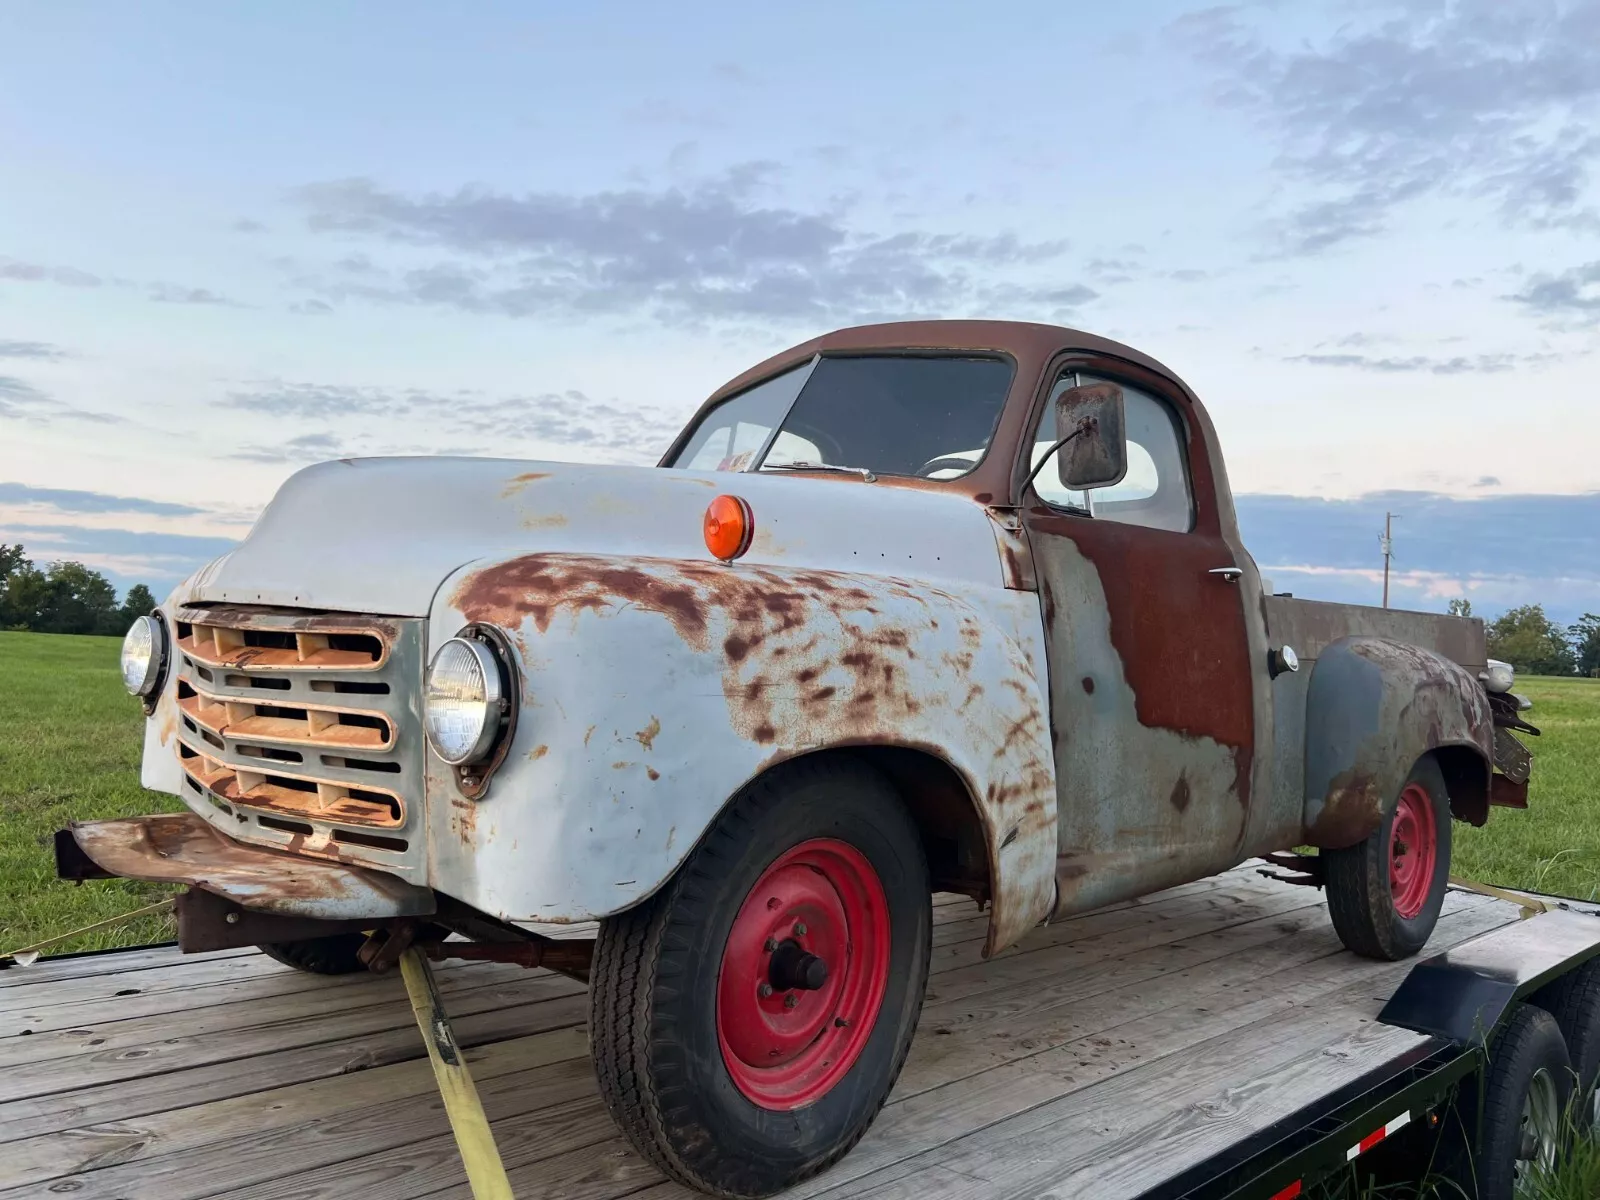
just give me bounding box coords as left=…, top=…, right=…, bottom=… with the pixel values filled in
left=793, top=922, right=807, bottom=936
left=764, top=938, right=777, bottom=952
left=758, top=983, right=773, bottom=998
left=225, top=912, right=240, bottom=925
left=784, top=993, right=799, bottom=1009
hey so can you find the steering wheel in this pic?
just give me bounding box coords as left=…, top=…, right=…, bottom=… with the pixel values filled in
left=916, top=455, right=978, bottom=478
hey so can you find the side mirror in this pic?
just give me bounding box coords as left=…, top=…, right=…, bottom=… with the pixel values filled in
left=1055, top=382, right=1128, bottom=491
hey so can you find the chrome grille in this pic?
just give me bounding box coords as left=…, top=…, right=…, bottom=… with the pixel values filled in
left=169, top=605, right=426, bottom=878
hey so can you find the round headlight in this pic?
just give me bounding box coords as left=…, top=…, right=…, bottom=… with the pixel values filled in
left=424, top=637, right=506, bottom=765
left=120, top=614, right=166, bottom=698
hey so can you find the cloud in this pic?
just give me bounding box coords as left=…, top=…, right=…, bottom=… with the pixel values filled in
left=0, top=375, right=122, bottom=425
left=220, top=380, right=688, bottom=463
left=0, top=340, right=68, bottom=361
left=1174, top=3, right=1600, bottom=254
left=1283, top=350, right=1560, bottom=375
left=147, top=283, right=242, bottom=306
left=1511, top=260, right=1600, bottom=322
left=0, top=258, right=102, bottom=287
left=231, top=219, right=268, bottom=233
left=0, top=482, right=207, bottom=517
left=228, top=432, right=353, bottom=465
left=287, top=169, right=1088, bottom=326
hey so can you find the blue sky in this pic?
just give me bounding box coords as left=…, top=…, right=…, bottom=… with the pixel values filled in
left=1, top=1, right=1597, bottom=622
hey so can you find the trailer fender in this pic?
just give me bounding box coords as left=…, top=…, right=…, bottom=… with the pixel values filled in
left=1303, top=636, right=1492, bottom=849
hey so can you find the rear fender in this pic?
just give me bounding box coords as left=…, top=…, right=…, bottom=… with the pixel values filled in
left=1303, top=636, right=1492, bottom=848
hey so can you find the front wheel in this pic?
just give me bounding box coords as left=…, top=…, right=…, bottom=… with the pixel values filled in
left=1324, top=756, right=1452, bottom=960
left=589, top=756, right=931, bottom=1198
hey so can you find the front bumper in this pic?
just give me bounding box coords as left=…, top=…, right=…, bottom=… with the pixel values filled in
left=56, top=813, right=436, bottom=921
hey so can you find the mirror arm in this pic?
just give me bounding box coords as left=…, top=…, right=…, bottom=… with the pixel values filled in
left=1018, top=426, right=1087, bottom=499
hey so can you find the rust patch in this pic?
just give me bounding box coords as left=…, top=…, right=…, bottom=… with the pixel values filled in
left=454, top=555, right=710, bottom=646
left=1307, top=767, right=1384, bottom=848
left=634, top=716, right=661, bottom=752
left=647, top=766, right=661, bottom=782
left=527, top=744, right=549, bottom=761
left=500, top=471, right=551, bottom=499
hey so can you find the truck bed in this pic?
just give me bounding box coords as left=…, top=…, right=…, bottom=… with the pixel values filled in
left=1263, top=595, right=1486, bottom=671
left=0, top=866, right=1527, bottom=1200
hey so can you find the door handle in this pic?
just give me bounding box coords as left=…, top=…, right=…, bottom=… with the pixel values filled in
left=1208, top=567, right=1243, bottom=583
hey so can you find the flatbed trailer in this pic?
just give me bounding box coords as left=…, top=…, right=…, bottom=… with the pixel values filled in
left=2, top=865, right=1597, bottom=1200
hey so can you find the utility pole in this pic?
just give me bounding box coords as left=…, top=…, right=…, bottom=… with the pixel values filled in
left=1380, top=511, right=1397, bottom=609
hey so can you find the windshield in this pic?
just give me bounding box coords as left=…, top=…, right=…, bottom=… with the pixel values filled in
left=667, top=354, right=1015, bottom=480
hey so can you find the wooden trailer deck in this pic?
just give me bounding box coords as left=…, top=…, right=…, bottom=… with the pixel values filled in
left=0, top=866, right=1527, bottom=1200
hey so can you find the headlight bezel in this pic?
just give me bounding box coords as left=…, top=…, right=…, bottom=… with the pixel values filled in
left=120, top=612, right=170, bottom=709
left=424, top=626, right=519, bottom=794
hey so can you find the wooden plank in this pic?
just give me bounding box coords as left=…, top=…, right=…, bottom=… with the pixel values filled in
left=0, top=946, right=255, bottom=990
left=0, top=977, right=588, bottom=1145
left=0, top=961, right=582, bottom=1083
left=0, top=958, right=545, bottom=1037
left=0, top=1030, right=595, bottom=1199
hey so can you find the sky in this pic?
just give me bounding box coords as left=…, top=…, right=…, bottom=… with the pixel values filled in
left=1, top=1, right=1597, bottom=623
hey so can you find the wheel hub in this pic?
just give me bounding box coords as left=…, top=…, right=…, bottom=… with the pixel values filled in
left=1388, top=783, right=1438, bottom=920
left=716, top=838, right=890, bottom=1110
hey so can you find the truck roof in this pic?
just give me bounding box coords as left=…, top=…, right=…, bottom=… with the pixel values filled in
left=669, top=319, right=1207, bottom=510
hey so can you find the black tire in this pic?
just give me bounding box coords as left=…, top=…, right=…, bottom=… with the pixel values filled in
left=1325, top=756, right=1452, bottom=960
left=1531, top=957, right=1600, bottom=1131
left=258, top=932, right=369, bottom=975
left=589, top=756, right=932, bottom=1198
left=1439, top=1004, right=1572, bottom=1199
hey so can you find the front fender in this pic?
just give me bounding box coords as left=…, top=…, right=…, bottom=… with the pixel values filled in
left=426, top=552, right=1057, bottom=955
left=1303, top=637, right=1492, bottom=848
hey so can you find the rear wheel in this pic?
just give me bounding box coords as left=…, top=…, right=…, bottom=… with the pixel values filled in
left=1325, top=756, right=1452, bottom=960
left=589, top=756, right=931, bottom=1198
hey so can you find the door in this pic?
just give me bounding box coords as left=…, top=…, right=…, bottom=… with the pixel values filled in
left=1020, top=366, right=1258, bottom=915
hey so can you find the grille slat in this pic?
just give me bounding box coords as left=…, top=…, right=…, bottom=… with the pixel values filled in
left=178, top=688, right=394, bottom=750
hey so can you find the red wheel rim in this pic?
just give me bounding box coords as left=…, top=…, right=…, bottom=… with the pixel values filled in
left=1389, top=783, right=1438, bottom=920
left=715, top=838, right=890, bottom=1110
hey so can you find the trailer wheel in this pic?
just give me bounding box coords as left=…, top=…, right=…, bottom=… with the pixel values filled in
left=258, top=932, right=368, bottom=975
left=1324, top=756, right=1452, bottom=961
left=1531, top=957, right=1600, bottom=1132
left=589, top=756, right=931, bottom=1198
left=1441, top=1004, right=1571, bottom=1199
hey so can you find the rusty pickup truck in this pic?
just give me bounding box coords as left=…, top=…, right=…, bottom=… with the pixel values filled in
left=64, top=320, right=1535, bottom=1197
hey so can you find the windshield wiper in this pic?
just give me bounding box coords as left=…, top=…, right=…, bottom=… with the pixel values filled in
left=761, top=461, right=878, bottom=482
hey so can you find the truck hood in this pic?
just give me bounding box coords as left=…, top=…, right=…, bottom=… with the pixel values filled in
left=188, top=457, right=1008, bottom=616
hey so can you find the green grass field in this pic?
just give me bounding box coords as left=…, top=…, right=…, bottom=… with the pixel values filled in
left=1, top=630, right=1597, bottom=957
left=0, top=631, right=185, bottom=954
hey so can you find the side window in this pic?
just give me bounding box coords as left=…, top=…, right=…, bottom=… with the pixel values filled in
left=1028, top=373, right=1193, bottom=533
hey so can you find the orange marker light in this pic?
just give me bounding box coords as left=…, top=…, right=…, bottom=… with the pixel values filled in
left=704, top=495, right=754, bottom=560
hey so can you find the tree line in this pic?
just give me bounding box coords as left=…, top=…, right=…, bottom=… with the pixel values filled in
left=1449, top=599, right=1600, bottom=678
left=1, top=544, right=155, bottom=637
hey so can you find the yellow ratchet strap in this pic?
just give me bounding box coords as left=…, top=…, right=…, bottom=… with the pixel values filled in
left=1448, top=876, right=1552, bottom=920
left=399, top=946, right=515, bottom=1200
